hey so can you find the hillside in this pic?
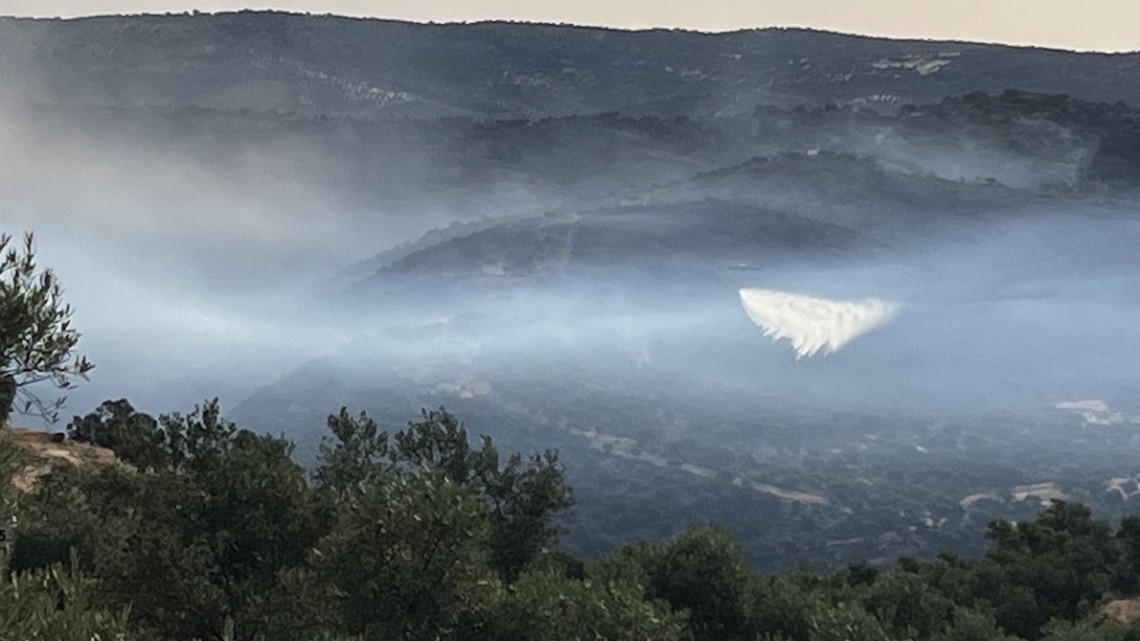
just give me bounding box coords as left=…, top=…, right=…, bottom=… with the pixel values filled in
left=7, top=400, right=1140, bottom=641
left=4, top=5, right=1140, bottom=598
left=2, top=427, right=116, bottom=491
left=6, top=11, right=1140, bottom=639
left=5, top=13, right=1140, bottom=119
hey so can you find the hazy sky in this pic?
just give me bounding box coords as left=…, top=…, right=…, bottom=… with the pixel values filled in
left=2, top=0, right=1139, bottom=52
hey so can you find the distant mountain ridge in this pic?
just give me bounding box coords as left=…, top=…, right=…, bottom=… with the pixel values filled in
left=4, top=11, right=1140, bottom=119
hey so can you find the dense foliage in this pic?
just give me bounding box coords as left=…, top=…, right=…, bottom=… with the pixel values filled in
left=3, top=400, right=1140, bottom=641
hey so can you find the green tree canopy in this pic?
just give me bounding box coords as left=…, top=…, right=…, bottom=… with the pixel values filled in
left=12, top=399, right=320, bottom=641
left=0, top=232, right=92, bottom=425
left=315, top=407, right=575, bottom=580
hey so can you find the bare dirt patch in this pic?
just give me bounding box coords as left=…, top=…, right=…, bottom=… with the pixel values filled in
left=734, top=477, right=828, bottom=506
left=3, top=426, right=116, bottom=491
left=960, top=492, right=1000, bottom=509
left=1105, top=597, right=1140, bottom=623
left=1011, top=482, right=1068, bottom=503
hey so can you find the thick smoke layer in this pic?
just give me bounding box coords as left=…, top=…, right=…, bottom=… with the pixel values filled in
left=738, top=288, right=899, bottom=360
left=2, top=26, right=1139, bottom=426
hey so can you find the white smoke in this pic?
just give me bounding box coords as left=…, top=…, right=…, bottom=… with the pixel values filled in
left=739, top=288, right=899, bottom=359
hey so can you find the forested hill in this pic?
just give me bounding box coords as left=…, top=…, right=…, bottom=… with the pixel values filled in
left=5, top=11, right=1140, bottom=641
left=4, top=12, right=1140, bottom=119
left=5, top=402, right=1140, bottom=641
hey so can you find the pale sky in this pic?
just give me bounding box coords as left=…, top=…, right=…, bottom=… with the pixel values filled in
left=0, top=0, right=1138, bottom=53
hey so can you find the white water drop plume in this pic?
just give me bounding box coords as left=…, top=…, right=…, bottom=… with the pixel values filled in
left=739, top=288, right=899, bottom=359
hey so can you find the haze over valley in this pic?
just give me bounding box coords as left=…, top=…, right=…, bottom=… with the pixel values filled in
left=3, top=11, right=1140, bottom=567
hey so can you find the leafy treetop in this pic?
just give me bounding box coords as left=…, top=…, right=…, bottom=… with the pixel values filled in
left=0, top=232, right=93, bottom=425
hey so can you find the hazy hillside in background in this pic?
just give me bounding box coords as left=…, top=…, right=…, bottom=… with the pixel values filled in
left=6, top=12, right=1140, bottom=117
left=2, top=11, right=1140, bottom=568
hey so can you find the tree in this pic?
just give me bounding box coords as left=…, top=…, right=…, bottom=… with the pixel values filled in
left=858, top=570, right=958, bottom=639
left=66, top=399, right=166, bottom=468
left=616, top=523, right=764, bottom=641
left=804, top=601, right=893, bottom=641
left=315, top=407, right=575, bottom=580
left=304, top=472, right=499, bottom=641
left=929, top=609, right=1024, bottom=641
left=1114, top=515, right=1140, bottom=594
left=13, top=399, right=321, bottom=641
left=0, top=552, right=136, bottom=641
left=477, top=569, right=689, bottom=641
left=0, top=232, right=93, bottom=425
left=983, top=501, right=1119, bottom=639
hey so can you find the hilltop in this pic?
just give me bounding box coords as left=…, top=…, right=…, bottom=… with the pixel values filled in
left=4, top=12, right=1140, bottom=119
left=2, top=426, right=115, bottom=491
